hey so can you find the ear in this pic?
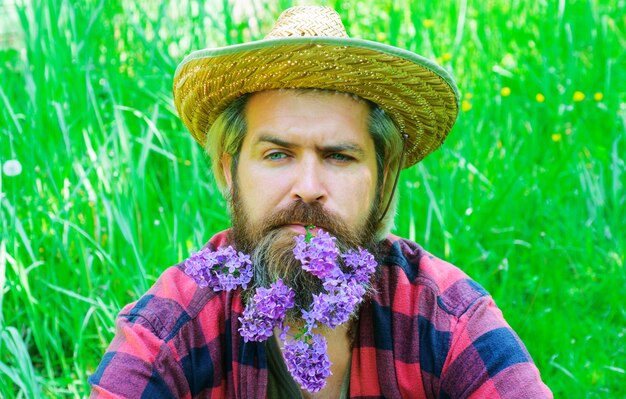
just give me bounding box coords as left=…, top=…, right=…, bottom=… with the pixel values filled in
left=221, top=154, right=233, bottom=190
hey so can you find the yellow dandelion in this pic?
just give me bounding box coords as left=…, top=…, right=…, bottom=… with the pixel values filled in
left=594, top=92, right=603, bottom=101
left=551, top=133, right=562, bottom=142
left=442, top=52, right=452, bottom=62
left=422, top=19, right=434, bottom=28
left=461, top=100, right=472, bottom=112
left=573, top=91, right=585, bottom=102
left=376, top=32, right=387, bottom=42
left=500, top=87, right=511, bottom=97
left=535, top=93, right=545, bottom=103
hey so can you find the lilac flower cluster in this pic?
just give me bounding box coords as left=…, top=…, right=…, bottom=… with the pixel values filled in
left=293, top=233, right=340, bottom=278
left=240, top=280, right=295, bottom=342
left=184, top=246, right=252, bottom=291
left=282, top=333, right=331, bottom=393
left=183, top=230, right=377, bottom=393
left=295, top=231, right=377, bottom=329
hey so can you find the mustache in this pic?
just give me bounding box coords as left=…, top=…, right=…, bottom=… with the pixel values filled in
left=259, top=201, right=342, bottom=236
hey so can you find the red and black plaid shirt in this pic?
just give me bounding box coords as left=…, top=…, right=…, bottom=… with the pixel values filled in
left=90, top=231, right=552, bottom=398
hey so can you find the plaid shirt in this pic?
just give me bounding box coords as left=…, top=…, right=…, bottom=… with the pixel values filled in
left=90, top=231, right=552, bottom=398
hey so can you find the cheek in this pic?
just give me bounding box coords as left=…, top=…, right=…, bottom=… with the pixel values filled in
left=335, top=170, right=377, bottom=216
left=236, top=163, right=290, bottom=214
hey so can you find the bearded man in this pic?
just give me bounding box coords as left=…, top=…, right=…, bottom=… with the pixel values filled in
left=90, top=6, right=552, bottom=399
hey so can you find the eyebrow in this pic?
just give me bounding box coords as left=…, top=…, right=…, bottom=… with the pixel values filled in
left=257, top=135, right=295, bottom=148
left=256, top=135, right=365, bottom=156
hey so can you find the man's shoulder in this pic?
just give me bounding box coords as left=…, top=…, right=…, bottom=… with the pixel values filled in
left=379, top=234, right=489, bottom=317
left=117, top=230, right=236, bottom=341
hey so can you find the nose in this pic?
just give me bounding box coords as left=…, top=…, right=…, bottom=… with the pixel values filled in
left=291, top=159, right=326, bottom=204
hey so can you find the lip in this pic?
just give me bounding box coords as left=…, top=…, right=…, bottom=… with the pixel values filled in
left=283, top=224, right=322, bottom=236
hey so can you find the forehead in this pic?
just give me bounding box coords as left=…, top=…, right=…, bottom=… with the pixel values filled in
left=243, top=89, right=372, bottom=145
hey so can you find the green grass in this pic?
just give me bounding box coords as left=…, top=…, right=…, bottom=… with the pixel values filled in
left=0, top=0, right=624, bottom=397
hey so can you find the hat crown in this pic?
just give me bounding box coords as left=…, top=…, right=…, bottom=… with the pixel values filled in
left=265, top=6, right=349, bottom=39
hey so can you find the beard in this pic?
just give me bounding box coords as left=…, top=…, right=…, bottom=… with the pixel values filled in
left=229, top=183, right=382, bottom=323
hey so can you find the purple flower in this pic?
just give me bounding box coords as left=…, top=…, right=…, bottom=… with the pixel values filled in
left=239, top=280, right=295, bottom=342
left=300, top=308, right=318, bottom=331
left=255, top=280, right=296, bottom=320
left=184, top=249, right=217, bottom=288
left=342, top=247, right=377, bottom=284
left=282, top=333, right=331, bottom=392
left=239, top=305, right=275, bottom=342
left=184, top=246, right=252, bottom=291
left=293, top=231, right=340, bottom=279
left=217, top=273, right=239, bottom=291
left=320, top=267, right=347, bottom=291
left=309, top=288, right=359, bottom=328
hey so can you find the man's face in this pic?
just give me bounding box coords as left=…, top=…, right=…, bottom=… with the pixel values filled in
left=223, top=89, right=379, bottom=240
left=223, top=90, right=381, bottom=314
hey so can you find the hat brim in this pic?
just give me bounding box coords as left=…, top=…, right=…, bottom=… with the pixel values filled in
left=173, top=36, right=459, bottom=168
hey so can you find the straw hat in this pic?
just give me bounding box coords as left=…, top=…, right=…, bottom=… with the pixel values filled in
left=173, top=6, right=459, bottom=168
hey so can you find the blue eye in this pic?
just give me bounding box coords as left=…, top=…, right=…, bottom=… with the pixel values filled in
left=266, top=152, right=287, bottom=160
left=329, top=153, right=352, bottom=161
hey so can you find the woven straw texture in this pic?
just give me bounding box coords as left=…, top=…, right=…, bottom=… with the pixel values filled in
left=265, top=6, right=348, bottom=39
left=173, top=6, right=459, bottom=168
